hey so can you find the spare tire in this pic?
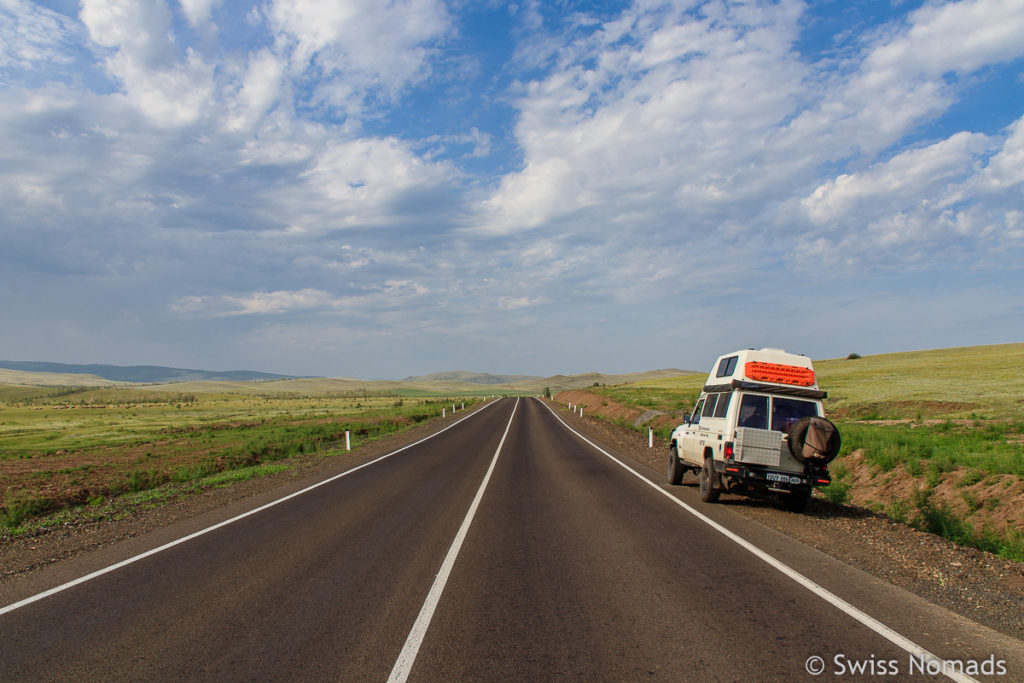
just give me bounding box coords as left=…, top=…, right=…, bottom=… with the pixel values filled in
left=787, top=416, right=841, bottom=464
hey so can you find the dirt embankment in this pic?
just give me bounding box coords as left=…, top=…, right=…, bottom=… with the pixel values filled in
left=555, top=390, right=682, bottom=431
left=838, top=449, right=1024, bottom=537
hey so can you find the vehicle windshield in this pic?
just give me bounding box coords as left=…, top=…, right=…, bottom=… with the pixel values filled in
left=771, top=397, right=819, bottom=433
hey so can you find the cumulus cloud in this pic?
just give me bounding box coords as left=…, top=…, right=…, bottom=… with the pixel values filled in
left=476, top=0, right=811, bottom=235
left=79, top=0, right=215, bottom=126
left=800, top=132, right=994, bottom=229
left=268, top=0, right=452, bottom=114
left=794, top=115, right=1024, bottom=266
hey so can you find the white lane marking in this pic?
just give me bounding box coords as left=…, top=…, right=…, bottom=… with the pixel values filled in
left=388, top=397, right=520, bottom=683
left=0, top=398, right=505, bottom=617
left=537, top=399, right=978, bottom=683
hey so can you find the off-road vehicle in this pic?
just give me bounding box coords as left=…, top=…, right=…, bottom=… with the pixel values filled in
left=667, top=348, right=841, bottom=512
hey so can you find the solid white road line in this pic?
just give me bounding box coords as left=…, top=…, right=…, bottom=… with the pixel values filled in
left=0, top=398, right=505, bottom=617
left=387, top=397, right=520, bottom=683
left=538, top=399, right=978, bottom=683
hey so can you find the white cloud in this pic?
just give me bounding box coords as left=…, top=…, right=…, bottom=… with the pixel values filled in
left=0, top=0, right=81, bottom=69
left=79, top=0, right=215, bottom=126
left=788, top=0, right=1024, bottom=158
left=800, top=132, right=993, bottom=228
left=974, top=115, right=1024, bottom=192
left=865, top=0, right=1024, bottom=77
left=172, top=280, right=430, bottom=318
left=224, top=48, right=284, bottom=132
left=268, top=0, right=452, bottom=113
left=476, top=0, right=810, bottom=235
left=179, top=0, right=219, bottom=28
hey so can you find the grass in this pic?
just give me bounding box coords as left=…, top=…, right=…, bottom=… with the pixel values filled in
left=836, top=422, right=1024, bottom=477
left=198, top=463, right=291, bottom=487
left=0, top=390, right=486, bottom=530
left=912, top=489, right=1024, bottom=562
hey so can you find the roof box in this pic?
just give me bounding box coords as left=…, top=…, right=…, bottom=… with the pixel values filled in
left=706, top=348, right=818, bottom=390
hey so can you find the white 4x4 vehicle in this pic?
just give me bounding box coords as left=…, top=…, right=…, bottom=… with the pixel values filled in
left=667, top=348, right=841, bottom=512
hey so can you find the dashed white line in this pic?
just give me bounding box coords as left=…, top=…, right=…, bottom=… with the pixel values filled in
left=387, top=397, right=520, bottom=683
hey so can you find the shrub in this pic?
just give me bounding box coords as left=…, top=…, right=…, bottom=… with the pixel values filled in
left=821, top=480, right=852, bottom=505
left=1, top=491, right=56, bottom=529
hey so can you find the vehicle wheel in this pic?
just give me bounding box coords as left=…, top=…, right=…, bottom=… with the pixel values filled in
left=788, top=417, right=841, bottom=464
left=667, top=446, right=684, bottom=485
left=783, top=490, right=810, bottom=513
left=699, top=457, right=720, bottom=503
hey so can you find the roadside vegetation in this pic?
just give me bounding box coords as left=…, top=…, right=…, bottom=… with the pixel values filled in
left=1, top=388, right=485, bottom=534
left=568, top=343, right=1024, bottom=561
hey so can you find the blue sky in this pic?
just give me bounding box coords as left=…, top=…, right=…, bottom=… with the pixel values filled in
left=1, top=0, right=1022, bottom=379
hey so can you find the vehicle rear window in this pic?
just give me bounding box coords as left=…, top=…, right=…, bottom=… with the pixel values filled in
left=737, top=394, right=768, bottom=429
left=713, top=392, right=731, bottom=418
left=716, top=355, right=738, bottom=377
left=771, top=397, right=819, bottom=433
left=702, top=394, right=719, bottom=417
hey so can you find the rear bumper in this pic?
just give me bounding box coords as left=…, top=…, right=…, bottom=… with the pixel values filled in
left=715, top=461, right=831, bottom=490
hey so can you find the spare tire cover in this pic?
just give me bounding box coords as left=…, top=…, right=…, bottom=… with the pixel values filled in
left=787, top=416, right=841, bottom=464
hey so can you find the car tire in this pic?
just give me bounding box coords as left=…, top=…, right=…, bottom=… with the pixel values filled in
left=787, top=417, right=841, bottom=464
left=668, top=446, right=684, bottom=485
left=699, top=457, right=720, bottom=503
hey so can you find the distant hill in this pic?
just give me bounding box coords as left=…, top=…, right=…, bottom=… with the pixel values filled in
left=0, top=361, right=696, bottom=394
left=521, top=369, right=693, bottom=393
left=0, top=361, right=297, bottom=385
left=403, top=371, right=544, bottom=385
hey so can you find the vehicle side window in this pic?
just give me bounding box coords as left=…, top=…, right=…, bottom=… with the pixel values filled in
left=771, top=397, right=819, bottom=433
left=737, top=394, right=768, bottom=429
left=713, top=392, right=731, bottom=418
left=690, top=398, right=705, bottom=424
left=702, top=394, right=718, bottom=418
left=716, top=355, right=738, bottom=378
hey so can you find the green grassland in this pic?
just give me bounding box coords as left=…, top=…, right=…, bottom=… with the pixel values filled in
left=0, top=387, right=485, bottom=531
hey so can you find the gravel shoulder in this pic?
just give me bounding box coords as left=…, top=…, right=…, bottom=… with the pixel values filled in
left=3, top=399, right=1023, bottom=643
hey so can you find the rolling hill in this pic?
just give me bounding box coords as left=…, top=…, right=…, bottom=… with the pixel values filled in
left=0, top=361, right=298, bottom=384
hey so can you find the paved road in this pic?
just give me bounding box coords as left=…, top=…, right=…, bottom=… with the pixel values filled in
left=1, top=397, right=1020, bottom=681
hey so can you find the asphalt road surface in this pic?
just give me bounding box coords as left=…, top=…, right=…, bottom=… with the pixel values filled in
left=1, top=397, right=1021, bottom=681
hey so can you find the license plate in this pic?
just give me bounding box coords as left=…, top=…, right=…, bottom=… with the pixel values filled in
left=766, top=472, right=802, bottom=485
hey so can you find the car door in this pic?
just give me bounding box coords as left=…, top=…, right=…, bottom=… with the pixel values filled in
left=680, top=395, right=711, bottom=465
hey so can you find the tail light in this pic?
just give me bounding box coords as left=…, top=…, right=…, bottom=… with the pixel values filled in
left=724, top=441, right=734, bottom=461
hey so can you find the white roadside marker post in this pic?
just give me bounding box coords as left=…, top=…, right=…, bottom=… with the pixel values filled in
left=443, top=408, right=446, bottom=418
left=649, top=428, right=653, bottom=448
left=346, top=430, right=351, bottom=451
